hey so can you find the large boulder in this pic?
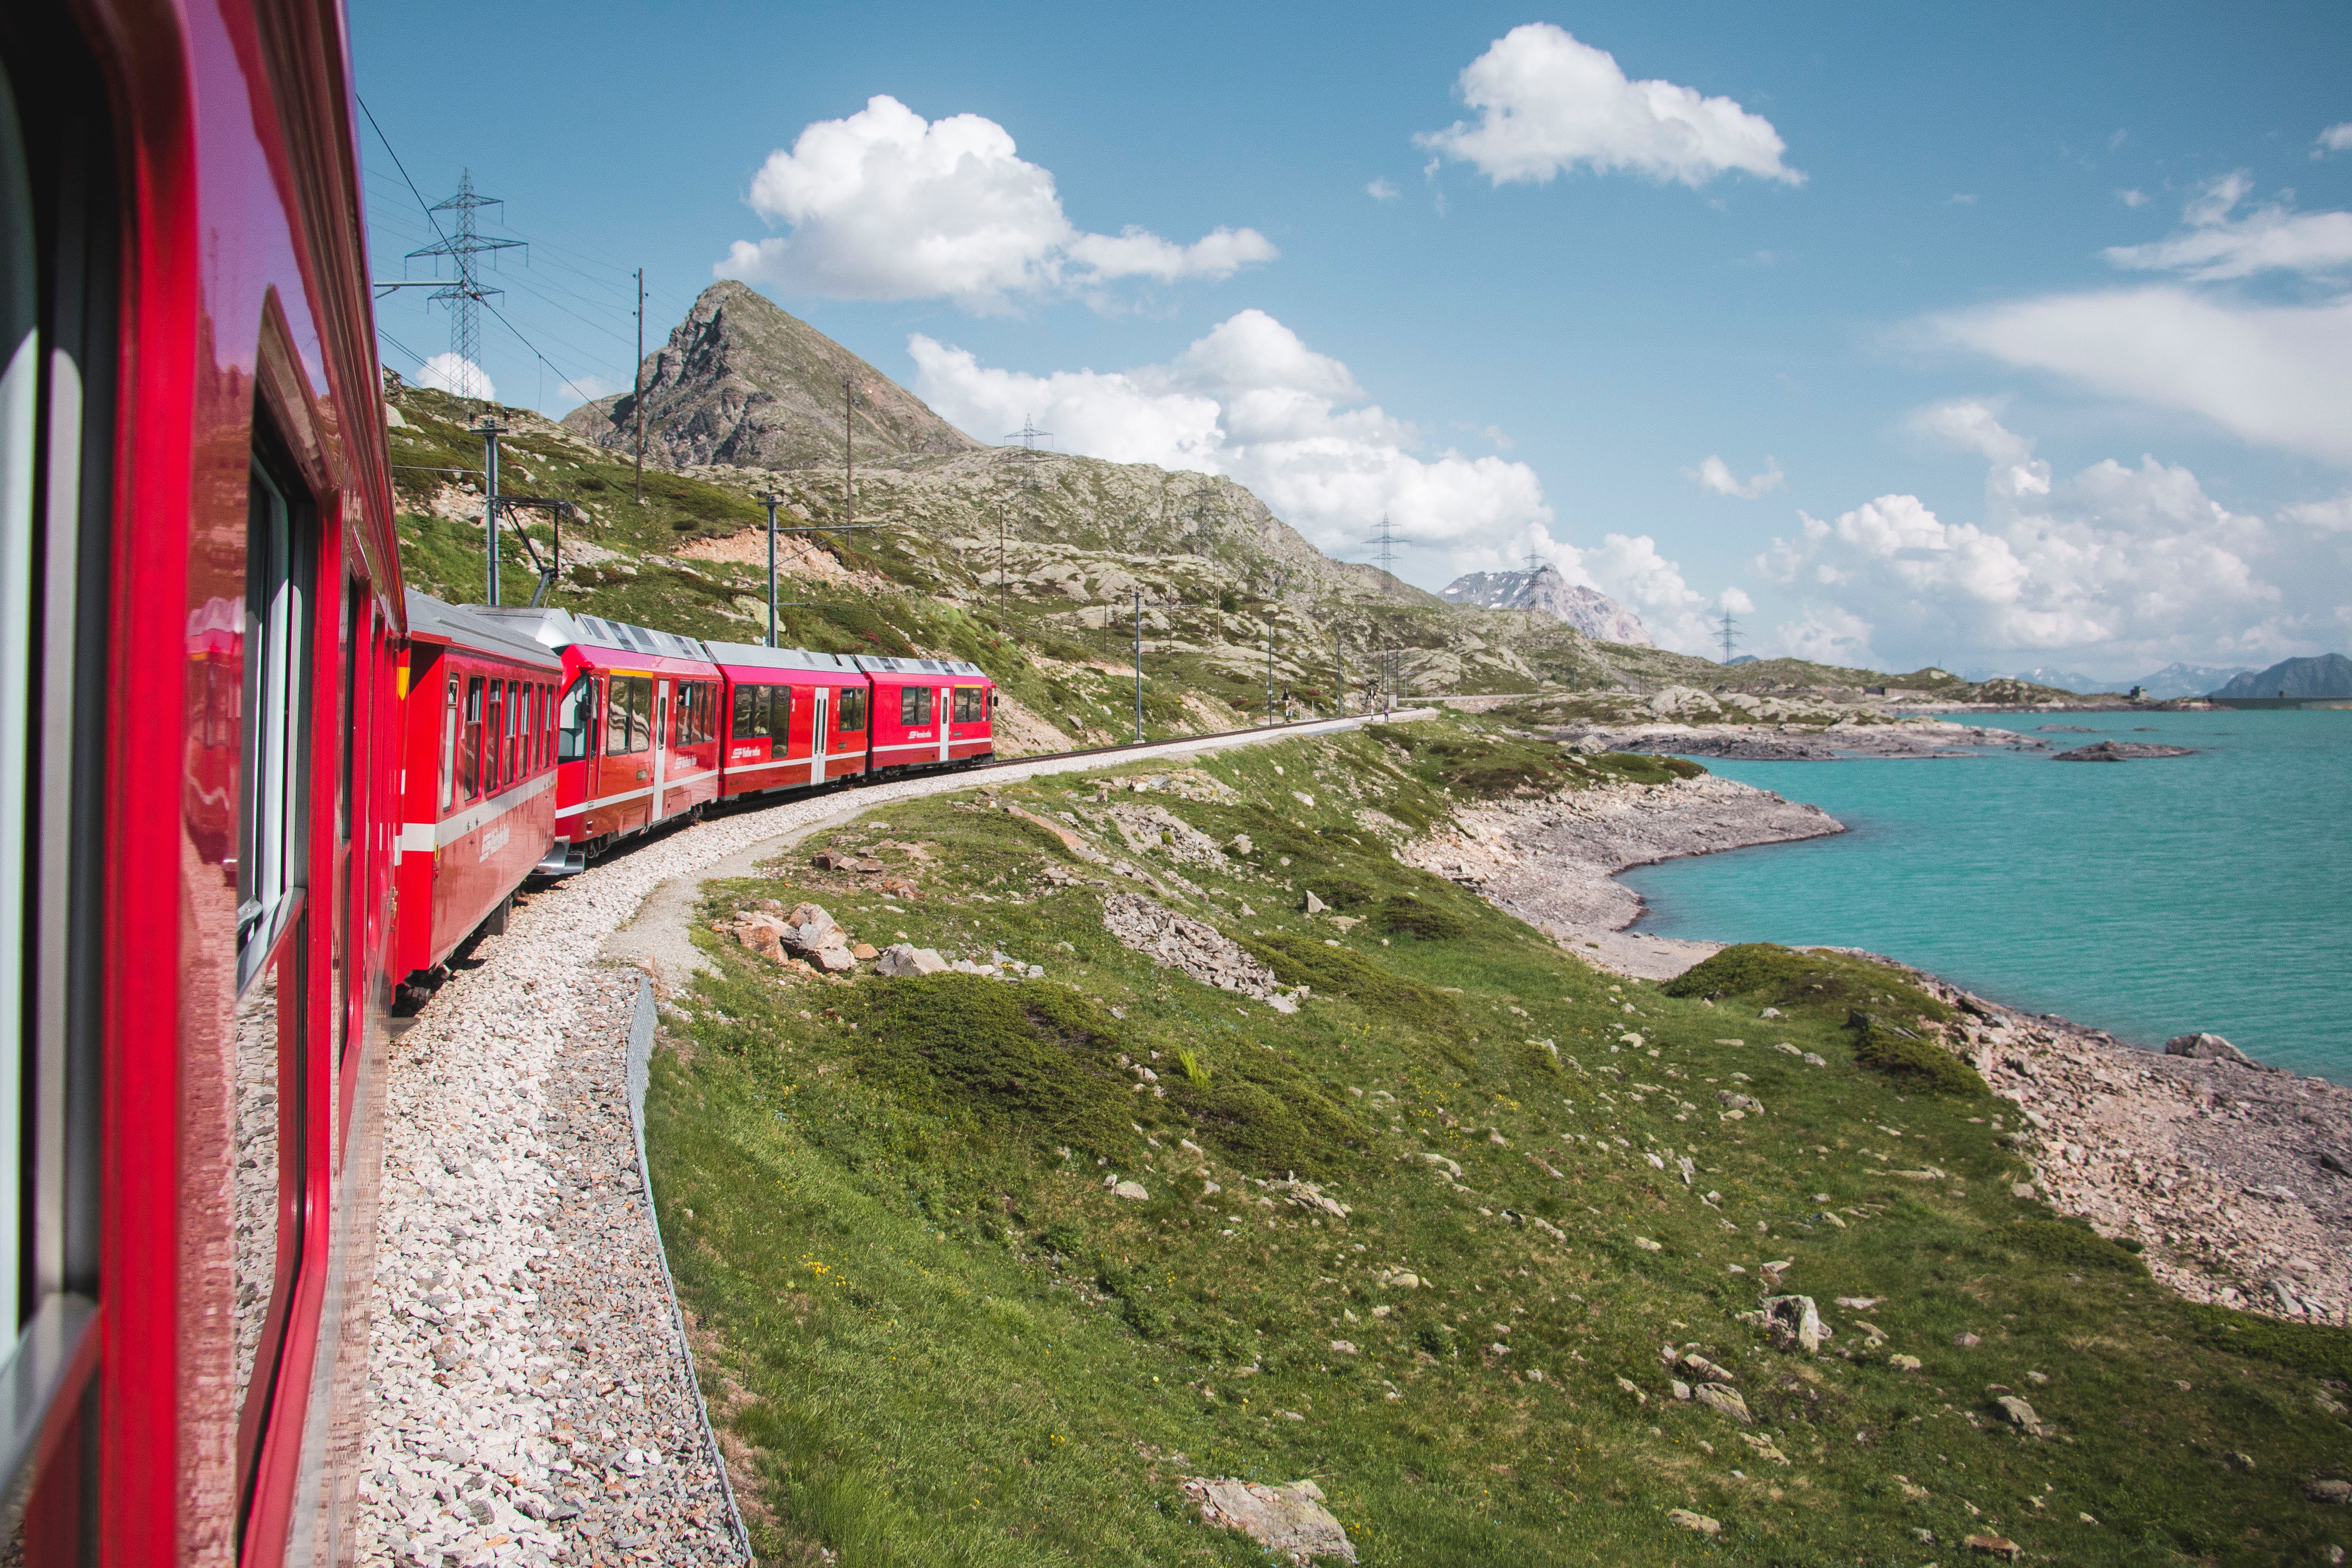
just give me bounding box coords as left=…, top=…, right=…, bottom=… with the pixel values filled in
left=2165, top=1033, right=2255, bottom=1066
left=873, top=943, right=948, bottom=978
left=1182, top=1477, right=1356, bottom=1564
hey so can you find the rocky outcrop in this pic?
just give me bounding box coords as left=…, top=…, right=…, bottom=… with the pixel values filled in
left=2052, top=741, right=2195, bottom=761
left=1182, top=1476, right=1356, bottom=1564
left=1100, top=892, right=1297, bottom=1010
left=563, top=280, right=979, bottom=470
left=1439, top=565, right=1652, bottom=646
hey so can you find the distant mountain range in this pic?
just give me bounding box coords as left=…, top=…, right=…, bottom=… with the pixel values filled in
left=2212, top=653, right=2352, bottom=699
left=1961, top=664, right=2107, bottom=694
left=2135, top=662, right=2255, bottom=700
left=1437, top=566, right=1652, bottom=646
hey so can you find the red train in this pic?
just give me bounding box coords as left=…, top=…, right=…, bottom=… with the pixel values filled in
left=0, top=2, right=1003, bottom=1561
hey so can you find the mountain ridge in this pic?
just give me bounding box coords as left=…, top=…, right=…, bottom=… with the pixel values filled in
left=1438, top=565, right=1651, bottom=645
left=2213, top=652, right=2352, bottom=698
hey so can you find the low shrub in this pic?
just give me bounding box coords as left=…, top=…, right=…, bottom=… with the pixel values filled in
left=1372, top=894, right=1471, bottom=941
left=1663, top=942, right=1955, bottom=1024
left=1851, top=1023, right=1986, bottom=1096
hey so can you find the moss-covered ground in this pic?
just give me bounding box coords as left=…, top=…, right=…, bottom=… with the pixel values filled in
left=641, top=717, right=2351, bottom=1565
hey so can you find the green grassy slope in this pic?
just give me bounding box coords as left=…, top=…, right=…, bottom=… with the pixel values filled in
left=644, top=716, right=2351, bottom=1566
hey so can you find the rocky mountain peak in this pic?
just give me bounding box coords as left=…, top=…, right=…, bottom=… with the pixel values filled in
left=1439, top=565, right=1651, bottom=647
left=561, top=280, right=980, bottom=471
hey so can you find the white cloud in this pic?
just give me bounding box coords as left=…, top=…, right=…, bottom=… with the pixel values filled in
left=1949, top=193, right=1977, bottom=206
left=1926, top=285, right=2352, bottom=465
left=416, top=352, right=494, bottom=401
left=717, top=95, right=1274, bottom=312
left=554, top=373, right=620, bottom=409
left=2101, top=173, right=2352, bottom=281
left=1414, top=23, right=1802, bottom=189
left=2280, top=493, right=2352, bottom=532
left=1772, top=605, right=1880, bottom=668
left=1752, top=406, right=2307, bottom=666
left=1688, top=454, right=1784, bottom=499
left=2315, top=122, right=2352, bottom=157
left=2117, top=188, right=2149, bottom=207
left=1367, top=177, right=1400, bottom=201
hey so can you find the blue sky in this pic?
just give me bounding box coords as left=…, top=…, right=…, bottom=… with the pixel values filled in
left=353, top=2, right=2352, bottom=678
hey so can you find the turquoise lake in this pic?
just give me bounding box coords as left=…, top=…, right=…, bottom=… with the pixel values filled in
left=1617, top=710, right=2351, bottom=1082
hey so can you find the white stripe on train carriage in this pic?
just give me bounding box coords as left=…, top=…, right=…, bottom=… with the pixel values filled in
left=416, top=772, right=557, bottom=851
left=555, top=781, right=655, bottom=821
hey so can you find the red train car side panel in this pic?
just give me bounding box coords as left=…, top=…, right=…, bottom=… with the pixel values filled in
left=856, top=655, right=993, bottom=772
left=394, top=593, right=559, bottom=979
left=702, top=640, right=868, bottom=797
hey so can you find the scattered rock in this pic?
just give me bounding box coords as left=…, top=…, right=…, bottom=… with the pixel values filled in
left=1693, top=1384, right=1752, bottom=1424
left=1994, top=1395, right=2042, bottom=1437
left=1965, top=1534, right=2020, bottom=1560
left=1888, top=1354, right=1922, bottom=1372
left=851, top=943, right=879, bottom=961
left=1952, top=1332, right=1982, bottom=1348
left=1111, top=1180, right=1149, bottom=1201
left=1182, top=1476, right=1357, bottom=1564
left=1101, top=892, right=1297, bottom=1009
left=2306, top=1478, right=2352, bottom=1504
left=1666, top=1509, right=1720, bottom=1536
left=1633, top=1236, right=1663, bottom=1252
left=873, top=942, right=948, bottom=977
left=1304, top=890, right=1327, bottom=915
left=2221, top=1450, right=2256, bottom=1471
left=1758, top=1294, right=1828, bottom=1353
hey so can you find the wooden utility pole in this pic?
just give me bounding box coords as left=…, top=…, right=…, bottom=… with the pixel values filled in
left=632, top=268, right=645, bottom=502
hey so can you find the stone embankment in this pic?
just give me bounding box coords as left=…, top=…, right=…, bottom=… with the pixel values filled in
left=1402, top=775, right=1845, bottom=978
left=355, top=712, right=1417, bottom=1565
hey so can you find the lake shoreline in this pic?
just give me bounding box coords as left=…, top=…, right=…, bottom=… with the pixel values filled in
left=1415, top=772, right=2352, bottom=1328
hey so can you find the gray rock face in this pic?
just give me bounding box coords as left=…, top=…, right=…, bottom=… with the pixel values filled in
left=1183, top=1476, right=1357, bottom=1563
left=1437, top=565, right=1652, bottom=646
left=873, top=942, right=949, bottom=978
left=2165, top=1032, right=2255, bottom=1066
left=563, top=280, right=979, bottom=471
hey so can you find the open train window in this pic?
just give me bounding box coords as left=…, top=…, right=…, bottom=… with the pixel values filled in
left=556, top=674, right=591, bottom=762
left=235, top=449, right=313, bottom=990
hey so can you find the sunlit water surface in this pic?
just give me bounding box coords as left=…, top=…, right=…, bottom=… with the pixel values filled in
left=1619, top=710, right=2352, bottom=1080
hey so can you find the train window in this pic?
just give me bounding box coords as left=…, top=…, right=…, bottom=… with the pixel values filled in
left=439, top=676, right=458, bottom=811
left=838, top=686, right=867, bottom=733
left=460, top=677, right=482, bottom=800
left=731, top=683, right=767, bottom=739
left=953, top=686, right=986, bottom=723
left=503, top=679, right=519, bottom=785
left=484, top=681, right=503, bottom=794
left=630, top=678, right=653, bottom=753
left=557, top=675, right=591, bottom=762
left=236, top=452, right=313, bottom=985
left=898, top=685, right=932, bottom=726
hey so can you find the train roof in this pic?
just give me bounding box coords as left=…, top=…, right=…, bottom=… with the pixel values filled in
left=405, top=591, right=563, bottom=670
left=470, top=607, right=712, bottom=665
left=700, top=640, right=864, bottom=678
left=852, top=655, right=991, bottom=680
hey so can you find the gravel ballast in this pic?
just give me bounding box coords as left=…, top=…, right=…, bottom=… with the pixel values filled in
left=354, top=716, right=1411, bottom=1565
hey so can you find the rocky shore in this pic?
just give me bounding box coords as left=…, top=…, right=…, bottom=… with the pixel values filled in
left=1903, top=974, right=2352, bottom=1328
left=1400, top=774, right=1846, bottom=979
left=1408, top=771, right=2352, bottom=1331
left=1565, top=717, right=2049, bottom=762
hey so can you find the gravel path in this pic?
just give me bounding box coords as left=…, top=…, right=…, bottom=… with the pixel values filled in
left=352, top=716, right=1411, bottom=1566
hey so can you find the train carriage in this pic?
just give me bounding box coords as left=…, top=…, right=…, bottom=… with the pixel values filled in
left=0, top=0, right=409, bottom=1560
left=854, top=655, right=996, bottom=773
left=477, top=609, right=721, bottom=861
left=702, top=641, right=869, bottom=797
left=393, top=593, right=560, bottom=980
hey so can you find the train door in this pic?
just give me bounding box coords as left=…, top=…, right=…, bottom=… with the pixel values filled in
left=937, top=685, right=951, bottom=764
left=811, top=687, right=829, bottom=787
left=649, top=682, right=670, bottom=823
